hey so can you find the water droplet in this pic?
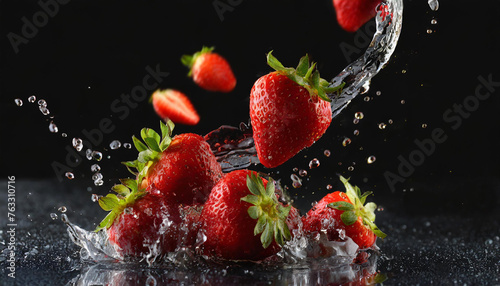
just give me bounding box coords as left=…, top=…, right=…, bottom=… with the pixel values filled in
left=123, top=143, right=132, bottom=149
left=292, top=167, right=298, bottom=172
left=37, top=99, right=47, bottom=107
left=347, top=166, right=355, bottom=171
left=94, top=179, right=104, bottom=186
left=28, top=95, right=36, bottom=103
left=426, top=29, right=433, bottom=34
left=422, top=123, right=428, bottom=128
left=376, top=91, right=382, bottom=96
left=299, top=169, right=308, bottom=177
left=39, top=105, right=50, bottom=115
left=378, top=123, right=387, bottom=130
left=342, top=138, right=352, bottom=146
left=428, top=0, right=439, bottom=11
left=65, top=172, right=74, bottom=180
left=92, top=172, right=103, bottom=181
left=91, top=164, right=101, bottom=172
left=84, top=149, right=93, bottom=160
left=92, top=151, right=103, bottom=161
left=326, top=184, right=333, bottom=190
left=354, top=112, right=364, bottom=120
left=363, top=96, right=370, bottom=102
left=291, top=174, right=302, bottom=188
left=14, top=98, right=23, bottom=106
left=91, top=194, right=100, bottom=202
left=109, top=140, right=121, bottom=150
left=72, top=138, right=83, bottom=152
left=431, top=19, right=437, bottom=25
left=50, top=213, right=58, bottom=220
left=58, top=206, right=67, bottom=213
left=401, top=69, right=407, bottom=74
left=353, top=130, right=360, bottom=136
left=309, top=158, right=320, bottom=169
left=48, top=121, right=58, bottom=133
left=360, top=81, right=370, bottom=94
left=367, top=156, right=376, bottom=164
left=353, top=118, right=360, bottom=124
left=61, top=133, right=67, bottom=137
left=401, top=100, right=406, bottom=104
left=323, top=149, right=331, bottom=157
left=388, top=119, right=394, bottom=124
left=378, top=206, right=385, bottom=211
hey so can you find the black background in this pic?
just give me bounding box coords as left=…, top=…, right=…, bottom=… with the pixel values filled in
left=1, top=0, right=500, bottom=214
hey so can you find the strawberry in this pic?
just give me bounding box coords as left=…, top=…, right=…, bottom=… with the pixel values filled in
left=302, top=176, right=386, bottom=249
left=333, top=0, right=381, bottom=32
left=123, top=121, right=223, bottom=205
left=151, top=89, right=200, bottom=125
left=181, top=46, right=236, bottom=92
left=250, top=52, right=344, bottom=168
left=96, top=179, right=181, bottom=259
left=199, top=170, right=296, bottom=261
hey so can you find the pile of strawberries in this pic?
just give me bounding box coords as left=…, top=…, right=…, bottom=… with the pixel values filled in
left=96, top=4, right=387, bottom=263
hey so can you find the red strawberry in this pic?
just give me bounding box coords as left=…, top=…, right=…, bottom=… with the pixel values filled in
left=123, top=121, right=223, bottom=205
left=97, top=180, right=182, bottom=259
left=181, top=46, right=236, bottom=92
left=151, top=89, right=200, bottom=125
left=333, top=0, right=381, bottom=32
left=250, top=52, right=344, bottom=168
left=302, top=176, right=386, bottom=249
left=199, top=170, right=296, bottom=261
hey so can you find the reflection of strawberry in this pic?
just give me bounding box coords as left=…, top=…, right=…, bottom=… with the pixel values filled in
left=199, top=170, right=295, bottom=261
left=123, top=121, right=223, bottom=205
left=250, top=52, right=344, bottom=168
left=181, top=46, right=236, bottom=92
left=302, top=176, right=386, bottom=249
left=151, top=89, right=200, bottom=125
left=333, top=0, right=381, bottom=32
left=97, top=180, right=181, bottom=258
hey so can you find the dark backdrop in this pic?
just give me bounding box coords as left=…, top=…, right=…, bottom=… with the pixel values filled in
left=1, top=0, right=499, bottom=213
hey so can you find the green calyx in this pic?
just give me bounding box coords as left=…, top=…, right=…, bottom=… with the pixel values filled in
left=266, top=51, right=345, bottom=102
left=327, top=176, right=387, bottom=239
left=95, top=120, right=175, bottom=232
left=181, top=46, right=215, bottom=77
left=96, top=178, right=145, bottom=231
left=241, top=173, right=292, bottom=249
left=122, top=120, right=175, bottom=184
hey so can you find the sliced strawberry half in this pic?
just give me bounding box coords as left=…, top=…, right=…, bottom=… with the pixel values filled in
left=151, top=89, right=200, bottom=125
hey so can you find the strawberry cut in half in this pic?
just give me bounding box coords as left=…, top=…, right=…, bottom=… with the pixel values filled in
left=151, top=89, right=200, bottom=125
left=250, top=52, right=344, bottom=168
left=302, top=176, right=386, bottom=249
left=181, top=46, right=236, bottom=93
left=333, top=0, right=382, bottom=32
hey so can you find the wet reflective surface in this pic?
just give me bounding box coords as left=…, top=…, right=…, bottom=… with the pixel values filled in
left=1, top=179, right=498, bottom=285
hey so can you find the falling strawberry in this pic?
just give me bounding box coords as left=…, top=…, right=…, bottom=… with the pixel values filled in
left=302, top=176, right=386, bottom=249
left=151, top=89, right=200, bottom=125
left=123, top=120, right=223, bottom=205
left=250, top=52, right=344, bottom=168
left=333, top=0, right=381, bottom=32
left=181, top=46, right=236, bottom=92
left=97, top=179, right=181, bottom=259
left=199, top=170, right=296, bottom=261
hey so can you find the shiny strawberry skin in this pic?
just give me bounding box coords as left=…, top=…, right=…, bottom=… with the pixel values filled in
left=333, top=0, right=381, bottom=32
left=199, top=170, right=281, bottom=261
left=250, top=72, right=332, bottom=168
left=192, top=53, right=236, bottom=93
left=302, top=191, right=376, bottom=249
left=107, top=194, right=182, bottom=258
left=141, top=133, right=223, bottom=205
left=151, top=89, right=199, bottom=125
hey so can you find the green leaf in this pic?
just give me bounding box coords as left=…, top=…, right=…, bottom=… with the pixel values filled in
left=98, top=194, right=120, bottom=211
left=265, top=179, right=275, bottom=197
left=159, top=136, right=172, bottom=152
left=120, top=178, right=138, bottom=191
left=247, top=206, right=260, bottom=219
left=266, top=51, right=286, bottom=72
left=295, top=54, right=309, bottom=77
left=141, top=128, right=160, bottom=144
left=359, top=191, right=373, bottom=205
left=261, top=223, right=273, bottom=249
left=246, top=174, right=260, bottom=196
left=274, top=222, right=283, bottom=246
left=112, top=184, right=130, bottom=196
left=241, top=194, right=259, bottom=206
left=340, top=210, right=358, bottom=226
left=254, top=216, right=266, bottom=235
left=95, top=210, right=118, bottom=231
left=138, top=150, right=154, bottom=163
left=132, top=135, right=148, bottom=152
left=144, top=137, right=162, bottom=152
left=328, top=201, right=355, bottom=211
